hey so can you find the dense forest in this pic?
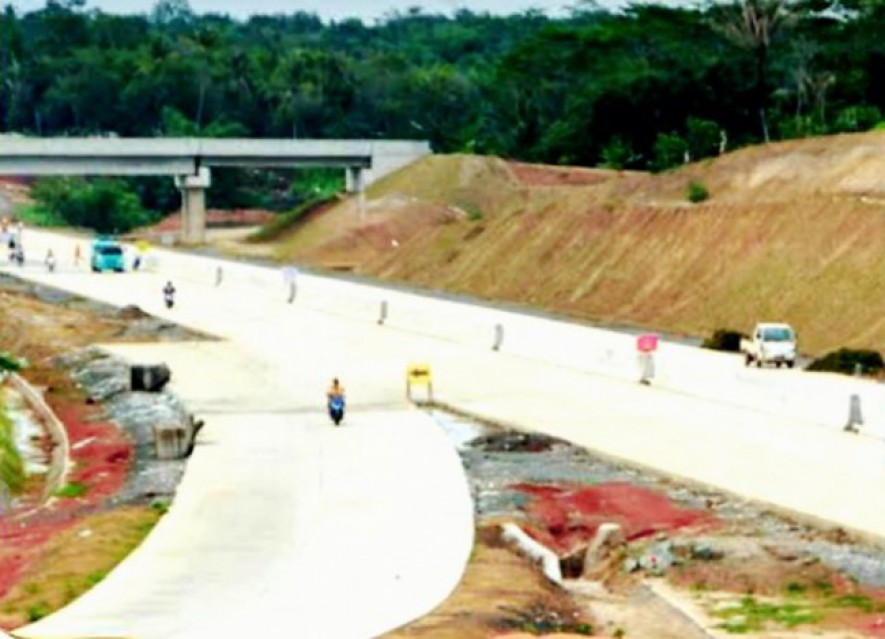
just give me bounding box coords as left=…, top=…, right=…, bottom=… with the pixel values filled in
left=2, top=0, right=885, bottom=221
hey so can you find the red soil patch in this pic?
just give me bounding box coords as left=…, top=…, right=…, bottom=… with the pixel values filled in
left=513, top=482, right=715, bottom=555
left=0, top=399, right=132, bottom=608
left=145, top=209, right=275, bottom=234
left=507, top=161, right=620, bottom=187
left=859, top=616, right=885, bottom=638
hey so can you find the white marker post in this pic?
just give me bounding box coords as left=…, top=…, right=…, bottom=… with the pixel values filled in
left=637, top=333, right=658, bottom=385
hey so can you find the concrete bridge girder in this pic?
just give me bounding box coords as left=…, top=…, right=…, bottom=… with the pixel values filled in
left=0, top=138, right=431, bottom=243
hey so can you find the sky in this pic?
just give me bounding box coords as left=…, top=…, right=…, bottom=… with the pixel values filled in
left=6, top=0, right=593, bottom=22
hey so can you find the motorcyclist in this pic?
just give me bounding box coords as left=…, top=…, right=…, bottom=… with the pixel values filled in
left=326, top=378, right=346, bottom=421
left=163, top=280, right=176, bottom=309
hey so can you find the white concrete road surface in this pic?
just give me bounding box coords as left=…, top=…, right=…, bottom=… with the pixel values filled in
left=6, top=228, right=885, bottom=637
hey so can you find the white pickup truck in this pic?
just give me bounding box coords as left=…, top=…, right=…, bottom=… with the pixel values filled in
left=740, top=322, right=797, bottom=368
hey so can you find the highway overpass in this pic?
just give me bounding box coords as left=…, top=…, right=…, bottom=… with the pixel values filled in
left=0, top=137, right=431, bottom=242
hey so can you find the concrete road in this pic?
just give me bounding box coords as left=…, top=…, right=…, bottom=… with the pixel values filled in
left=7, top=235, right=476, bottom=638
left=7, top=227, right=885, bottom=636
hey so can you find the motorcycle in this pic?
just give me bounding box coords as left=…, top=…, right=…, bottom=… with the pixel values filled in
left=163, top=282, right=176, bottom=309
left=328, top=395, right=345, bottom=426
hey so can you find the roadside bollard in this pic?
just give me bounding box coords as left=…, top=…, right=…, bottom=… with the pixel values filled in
left=638, top=352, right=655, bottom=385
left=282, top=266, right=298, bottom=302
left=637, top=333, right=658, bottom=385
left=215, top=266, right=223, bottom=287
left=378, top=300, right=388, bottom=325
left=492, top=323, right=504, bottom=351
left=845, top=394, right=863, bottom=433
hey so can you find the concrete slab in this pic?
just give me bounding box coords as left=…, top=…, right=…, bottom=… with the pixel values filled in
left=16, top=341, right=473, bottom=639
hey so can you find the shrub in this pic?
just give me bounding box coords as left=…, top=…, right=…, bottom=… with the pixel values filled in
left=686, top=180, right=709, bottom=203
left=0, top=408, right=25, bottom=494
left=0, top=351, right=26, bottom=372
left=54, top=482, right=88, bottom=499
left=701, top=329, right=746, bottom=353
left=653, top=132, right=688, bottom=171
left=807, top=348, right=885, bottom=376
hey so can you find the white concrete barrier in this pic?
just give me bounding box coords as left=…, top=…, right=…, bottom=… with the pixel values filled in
left=9, top=373, right=70, bottom=501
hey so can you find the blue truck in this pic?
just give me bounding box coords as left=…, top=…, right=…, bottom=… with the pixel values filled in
left=91, top=237, right=125, bottom=272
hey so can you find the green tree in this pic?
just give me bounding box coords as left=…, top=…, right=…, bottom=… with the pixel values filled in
left=31, top=177, right=156, bottom=234
left=711, top=0, right=797, bottom=142
left=653, top=132, right=688, bottom=171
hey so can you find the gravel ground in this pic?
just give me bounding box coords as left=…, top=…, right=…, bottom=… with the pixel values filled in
left=55, top=347, right=192, bottom=503
left=0, top=273, right=205, bottom=343
left=428, top=409, right=885, bottom=588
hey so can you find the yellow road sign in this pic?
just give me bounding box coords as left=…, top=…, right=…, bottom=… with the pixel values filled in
left=407, top=364, right=432, bottom=385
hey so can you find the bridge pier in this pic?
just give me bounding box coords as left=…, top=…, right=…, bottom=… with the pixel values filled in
left=174, top=167, right=211, bottom=244
left=346, top=166, right=366, bottom=217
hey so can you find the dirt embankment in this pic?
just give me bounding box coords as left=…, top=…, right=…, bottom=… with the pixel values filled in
left=390, top=413, right=885, bottom=639
left=255, top=133, right=885, bottom=356
left=0, top=278, right=196, bottom=628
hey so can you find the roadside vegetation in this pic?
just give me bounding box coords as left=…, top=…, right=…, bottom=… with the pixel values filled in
left=0, top=350, right=27, bottom=495
left=247, top=195, right=338, bottom=243
left=0, top=507, right=162, bottom=625
left=0, top=402, right=25, bottom=495
left=27, top=177, right=158, bottom=234
left=807, top=348, right=885, bottom=376
left=701, top=329, right=746, bottom=353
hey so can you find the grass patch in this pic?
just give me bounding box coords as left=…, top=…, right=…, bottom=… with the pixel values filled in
left=460, top=202, right=484, bottom=221
left=717, top=596, right=823, bottom=633
left=0, top=403, right=25, bottom=494
left=26, top=601, right=51, bottom=622
left=150, top=498, right=170, bottom=515
left=0, top=506, right=162, bottom=626
left=829, top=593, right=885, bottom=613
left=714, top=589, right=885, bottom=634
left=54, top=482, right=88, bottom=499
left=247, top=196, right=335, bottom=243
